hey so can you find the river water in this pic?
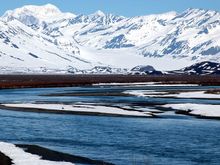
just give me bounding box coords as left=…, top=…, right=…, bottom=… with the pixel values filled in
left=0, top=85, right=220, bottom=165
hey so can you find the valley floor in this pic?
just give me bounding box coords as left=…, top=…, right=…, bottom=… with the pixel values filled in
left=0, top=84, right=220, bottom=164
left=0, top=74, right=220, bottom=89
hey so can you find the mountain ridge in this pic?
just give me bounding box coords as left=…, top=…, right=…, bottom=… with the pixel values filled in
left=0, top=4, right=219, bottom=73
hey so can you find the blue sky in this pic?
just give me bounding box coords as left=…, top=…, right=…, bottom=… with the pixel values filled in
left=1, top=0, right=220, bottom=16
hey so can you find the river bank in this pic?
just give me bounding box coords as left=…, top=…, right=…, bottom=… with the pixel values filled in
left=0, top=74, right=220, bottom=89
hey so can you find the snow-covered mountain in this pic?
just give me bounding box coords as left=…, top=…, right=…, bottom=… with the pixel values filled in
left=170, top=61, right=220, bottom=75
left=130, top=65, right=163, bottom=75
left=0, top=4, right=220, bottom=73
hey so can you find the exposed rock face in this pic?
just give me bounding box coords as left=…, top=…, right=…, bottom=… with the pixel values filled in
left=130, top=65, right=163, bottom=75
left=170, top=61, right=220, bottom=75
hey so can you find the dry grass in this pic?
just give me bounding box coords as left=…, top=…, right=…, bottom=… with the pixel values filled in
left=0, top=74, right=220, bottom=88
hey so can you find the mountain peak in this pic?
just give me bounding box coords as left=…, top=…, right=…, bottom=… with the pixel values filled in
left=183, top=7, right=219, bottom=15
left=2, top=4, right=76, bottom=26
left=91, top=10, right=105, bottom=17
left=43, top=3, right=60, bottom=10
left=3, top=4, right=62, bottom=19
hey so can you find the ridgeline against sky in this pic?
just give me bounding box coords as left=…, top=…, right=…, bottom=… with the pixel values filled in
left=0, top=0, right=220, bottom=17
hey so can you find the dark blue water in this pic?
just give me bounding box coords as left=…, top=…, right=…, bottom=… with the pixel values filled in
left=0, top=85, right=220, bottom=165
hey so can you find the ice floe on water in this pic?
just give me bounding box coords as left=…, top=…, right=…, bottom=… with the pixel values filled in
left=0, top=142, right=74, bottom=165
left=123, top=90, right=168, bottom=97
left=125, top=90, right=220, bottom=99
left=163, top=104, right=220, bottom=118
left=93, top=82, right=158, bottom=86
left=2, top=103, right=153, bottom=117
left=161, top=91, right=220, bottom=99
left=93, top=82, right=199, bottom=87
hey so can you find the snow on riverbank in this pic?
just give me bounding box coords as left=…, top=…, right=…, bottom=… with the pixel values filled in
left=123, top=90, right=168, bottom=97
left=2, top=103, right=152, bottom=117
left=0, top=142, right=74, bottom=165
left=125, top=90, right=220, bottom=99
left=162, top=91, right=220, bottom=99
left=163, top=104, right=220, bottom=118
left=93, top=82, right=199, bottom=87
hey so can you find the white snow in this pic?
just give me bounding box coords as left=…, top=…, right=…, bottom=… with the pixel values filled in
left=94, top=82, right=199, bottom=86
left=123, top=90, right=168, bottom=97
left=166, top=91, right=220, bottom=99
left=163, top=104, right=220, bottom=117
left=0, top=142, right=74, bottom=165
left=93, top=82, right=160, bottom=86
left=0, top=4, right=219, bottom=72
left=126, top=90, right=220, bottom=99
left=2, top=4, right=75, bottom=23
left=2, top=103, right=152, bottom=117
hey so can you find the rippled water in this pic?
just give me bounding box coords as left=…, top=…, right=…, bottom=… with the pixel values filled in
left=0, top=85, right=220, bottom=165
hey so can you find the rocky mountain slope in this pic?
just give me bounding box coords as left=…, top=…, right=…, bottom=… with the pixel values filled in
left=0, top=4, right=219, bottom=73
left=170, top=61, right=220, bottom=75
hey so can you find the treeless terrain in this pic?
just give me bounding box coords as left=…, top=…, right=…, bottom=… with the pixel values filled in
left=0, top=74, right=220, bottom=88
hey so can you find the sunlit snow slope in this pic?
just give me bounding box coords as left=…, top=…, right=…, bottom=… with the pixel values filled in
left=0, top=4, right=220, bottom=73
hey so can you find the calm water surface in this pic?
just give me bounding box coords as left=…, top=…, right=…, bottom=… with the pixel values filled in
left=0, top=85, right=220, bottom=165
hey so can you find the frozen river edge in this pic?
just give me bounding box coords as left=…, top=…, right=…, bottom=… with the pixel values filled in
left=0, top=142, right=114, bottom=165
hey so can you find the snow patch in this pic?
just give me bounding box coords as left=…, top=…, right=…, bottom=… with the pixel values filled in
left=0, top=142, right=74, bottom=165
left=2, top=103, right=153, bottom=117
left=163, top=104, right=220, bottom=117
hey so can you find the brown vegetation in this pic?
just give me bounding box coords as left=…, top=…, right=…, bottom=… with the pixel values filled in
left=0, top=74, right=220, bottom=88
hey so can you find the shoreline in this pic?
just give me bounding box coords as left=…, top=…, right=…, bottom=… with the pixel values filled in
left=0, top=143, right=114, bottom=165
left=0, top=74, right=220, bottom=89
left=175, top=110, right=220, bottom=120
left=0, top=104, right=155, bottom=118
left=0, top=152, right=12, bottom=165
left=16, top=144, right=114, bottom=165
